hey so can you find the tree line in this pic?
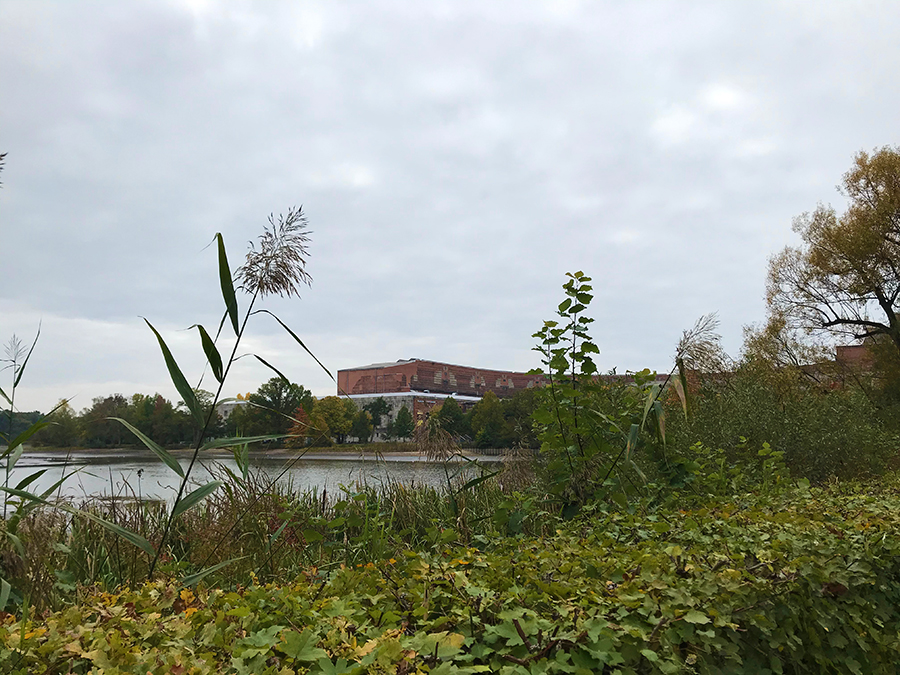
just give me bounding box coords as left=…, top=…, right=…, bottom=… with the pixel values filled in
left=19, top=377, right=542, bottom=449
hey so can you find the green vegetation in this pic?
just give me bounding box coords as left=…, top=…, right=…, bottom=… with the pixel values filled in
left=3, top=148, right=900, bottom=672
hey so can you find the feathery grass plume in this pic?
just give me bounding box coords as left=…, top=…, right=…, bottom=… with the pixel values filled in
left=236, top=206, right=312, bottom=298
left=414, top=412, right=457, bottom=463
left=676, top=313, right=732, bottom=374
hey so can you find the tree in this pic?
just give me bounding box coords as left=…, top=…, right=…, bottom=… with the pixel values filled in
left=33, top=399, right=81, bottom=448
left=313, top=396, right=354, bottom=444
left=470, top=391, right=505, bottom=449
left=768, top=146, right=900, bottom=358
left=231, top=378, right=314, bottom=439
left=81, top=395, right=130, bottom=447
left=436, top=397, right=466, bottom=438
left=350, top=409, right=373, bottom=443
left=391, top=405, right=414, bottom=439
left=363, top=397, right=390, bottom=440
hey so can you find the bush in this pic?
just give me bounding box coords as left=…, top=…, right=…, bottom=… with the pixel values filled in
left=6, top=475, right=900, bottom=673
left=665, top=361, right=898, bottom=483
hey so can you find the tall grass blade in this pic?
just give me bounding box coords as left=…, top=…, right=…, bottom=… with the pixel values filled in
left=38, top=470, right=76, bottom=500
left=625, top=423, right=640, bottom=461
left=457, top=468, right=501, bottom=494
left=13, top=323, right=40, bottom=388
left=4, top=532, right=23, bottom=557
left=195, top=325, right=224, bottom=382
left=653, top=400, right=666, bottom=444
left=172, top=480, right=223, bottom=519
left=181, top=556, right=246, bottom=588
left=0, top=579, right=9, bottom=612
left=256, top=309, right=334, bottom=383
left=0, top=486, right=156, bottom=557
left=640, top=383, right=658, bottom=430
left=217, top=233, right=240, bottom=336
left=109, top=417, right=184, bottom=478
left=4, top=419, right=52, bottom=459
left=254, top=354, right=290, bottom=383
left=144, top=319, right=203, bottom=425
left=0, top=386, right=10, bottom=406
left=199, top=435, right=283, bottom=452
left=63, top=506, right=156, bottom=557
left=14, top=469, right=46, bottom=491
left=5, top=444, right=24, bottom=472
left=676, top=357, right=691, bottom=419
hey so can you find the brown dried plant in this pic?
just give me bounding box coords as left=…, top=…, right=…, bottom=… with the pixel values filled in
left=236, top=206, right=312, bottom=299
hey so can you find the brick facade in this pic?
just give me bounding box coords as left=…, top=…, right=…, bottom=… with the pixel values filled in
left=338, top=359, right=547, bottom=399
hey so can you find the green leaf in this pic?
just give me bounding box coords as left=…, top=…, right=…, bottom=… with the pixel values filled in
left=641, top=648, right=659, bottom=662
left=13, top=323, right=40, bottom=388
left=280, top=629, right=328, bottom=662
left=625, top=423, right=640, bottom=461
left=314, top=657, right=354, bottom=675
left=4, top=532, right=24, bottom=557
left=0, top=386, right=10, bottom=406
left=144, top=319, right=203, bottom=426
left=254, top=354, right=290, bottom=383
left=217, top=233, right=240, bottom=336
left=110, top=417, right=184, bottom=478
left=4, top=443, right=24, bottom=472
left=256, top=309, right=334, bottom=383
left=0, top=579, right=9, bottom=612
left=172, top=480, right=223, bottom=519
left=181, top=556, right=247, bottom=587
left=457, top=469, right=501, bottom=495
left=302, top=529, right=324, bottom=543
left=195, top=324, right=224, bottom=382
left=14, top=469, right=46, bottom=491
left=199, top=435, right=284, bottom=452
left=683, top=609, right=710, bottom=624
left=38, top=470, right=78, bottom=501
left=4, top=419, right=52, bottom=461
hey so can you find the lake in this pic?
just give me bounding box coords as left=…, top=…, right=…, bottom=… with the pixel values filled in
left=9, top=448, right=502, bottom=504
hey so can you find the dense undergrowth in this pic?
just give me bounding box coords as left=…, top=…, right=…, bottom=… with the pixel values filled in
left=4, top=470, right=900, bottom=674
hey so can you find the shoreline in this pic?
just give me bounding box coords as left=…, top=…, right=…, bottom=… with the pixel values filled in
left=20, top=445, right=506, bottom=462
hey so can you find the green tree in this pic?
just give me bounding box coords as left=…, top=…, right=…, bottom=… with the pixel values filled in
left=33, top=399, right=81, bottom=448
left=350, top=409, right=373, bottom=443
left=230, top=378, right=314, bottom=440
left=391, top=405, right=414, bottom=439
left=363, top=397, right=390, bottom=440
left=313, top=396, right=354, bottom=444
left=768, top=146, right=900, bottom=358
left=470, top=391, right=505, bottom=449
left=81, top=395, right=130, bottom=447
left=436, top=397, right=467, bottom=439
left=501, top=388, right=539, bottom=448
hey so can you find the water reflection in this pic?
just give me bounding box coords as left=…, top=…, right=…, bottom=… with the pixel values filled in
left=11, top=449, right=500, bottom=504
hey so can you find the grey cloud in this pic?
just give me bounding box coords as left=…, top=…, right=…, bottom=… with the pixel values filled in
left=2, top=0, right=899, bottom=410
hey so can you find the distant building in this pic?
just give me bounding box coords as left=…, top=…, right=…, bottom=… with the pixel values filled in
left=215, top=400, right=248, bottom=419
left=338, top=358, right=547, bottom=399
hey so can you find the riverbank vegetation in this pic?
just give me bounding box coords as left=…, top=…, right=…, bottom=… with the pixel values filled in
left=3, top=149, right=900, bottom=672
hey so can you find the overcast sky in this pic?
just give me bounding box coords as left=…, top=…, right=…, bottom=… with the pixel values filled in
left=2, top=0, right=899, bottom=413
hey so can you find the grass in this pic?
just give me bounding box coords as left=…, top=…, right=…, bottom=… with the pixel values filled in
left=0, top=452, right=546, bottom=612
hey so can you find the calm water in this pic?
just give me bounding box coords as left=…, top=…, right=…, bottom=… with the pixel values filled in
left=9, top=448, right=500, bottom=504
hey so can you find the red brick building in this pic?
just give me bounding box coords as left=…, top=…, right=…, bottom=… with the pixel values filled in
left=338, top=359, right=547, bottom=399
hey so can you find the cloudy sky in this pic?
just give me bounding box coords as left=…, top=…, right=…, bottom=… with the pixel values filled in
left=2, top=1, right=898, bottom=413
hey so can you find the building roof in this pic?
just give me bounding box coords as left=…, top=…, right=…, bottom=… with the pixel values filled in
left=341, top=359, right=418, bottom=371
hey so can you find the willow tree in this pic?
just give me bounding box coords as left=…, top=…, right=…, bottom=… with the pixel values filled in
left=767, top=146, right=900, bottom=358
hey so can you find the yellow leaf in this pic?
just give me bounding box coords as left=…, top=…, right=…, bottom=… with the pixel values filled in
left=357, top=639, right=377, bottom=657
